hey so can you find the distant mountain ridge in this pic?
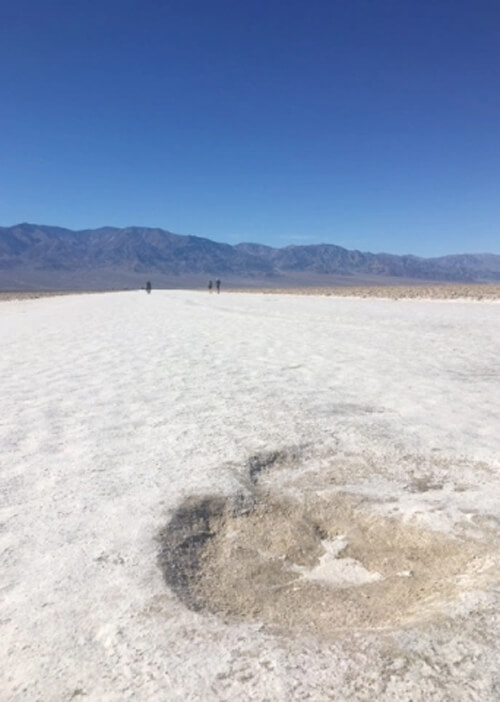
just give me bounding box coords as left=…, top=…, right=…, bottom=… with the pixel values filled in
left=1, top=223, right=499, bottom=290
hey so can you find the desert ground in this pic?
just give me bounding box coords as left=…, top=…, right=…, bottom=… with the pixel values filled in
left=1, top=289, right=500, bottom=700
left=235, top=283, right=500, bottom=300
left=2, top=282, right=500, bottom=301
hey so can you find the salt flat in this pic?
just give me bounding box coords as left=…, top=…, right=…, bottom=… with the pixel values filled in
left=1, top=290, right=500, bottom=701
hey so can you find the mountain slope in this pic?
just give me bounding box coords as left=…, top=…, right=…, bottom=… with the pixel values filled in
left=1, top=223, right=499, bottom=289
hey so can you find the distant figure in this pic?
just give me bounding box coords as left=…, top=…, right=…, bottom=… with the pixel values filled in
left=146, top=281, right=152, bottom=294
left=215, top=279, right=221, bottom=294
left=208, top=280, right=213, bottom=293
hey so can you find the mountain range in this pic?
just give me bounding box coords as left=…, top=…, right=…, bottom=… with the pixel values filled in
left=1, top=223, right=499, bottom=290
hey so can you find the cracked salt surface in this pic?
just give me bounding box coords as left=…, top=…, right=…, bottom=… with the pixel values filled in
left=1, top=290, right=500, bottom=700
left=294, top=538, right=383, bottom=587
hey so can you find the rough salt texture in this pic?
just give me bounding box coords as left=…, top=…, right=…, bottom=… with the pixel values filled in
left=1, top=290, right=500, bottom=701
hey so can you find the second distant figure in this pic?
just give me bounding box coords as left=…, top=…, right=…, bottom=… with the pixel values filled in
left=208, top=280, right=213, bottom=293
left=215, top=279, right=221, bottom=294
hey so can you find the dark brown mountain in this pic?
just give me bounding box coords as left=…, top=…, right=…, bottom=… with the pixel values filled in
left=1, top=223, right=499, bottom=290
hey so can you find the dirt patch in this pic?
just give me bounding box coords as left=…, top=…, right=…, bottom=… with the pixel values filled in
left=158, top=489, right=496, bottom=637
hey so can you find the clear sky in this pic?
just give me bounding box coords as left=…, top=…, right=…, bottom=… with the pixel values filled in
left=1, top=0, right=499, bottom=256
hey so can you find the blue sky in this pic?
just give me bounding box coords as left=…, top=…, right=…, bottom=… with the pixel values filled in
left=1, top=0, right=499, bottom=256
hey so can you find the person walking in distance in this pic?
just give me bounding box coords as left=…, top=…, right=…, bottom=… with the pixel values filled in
left=215, top=279, right=221, bottom=294
left=208, top=280, right=213, bottom=293
left=146, top=281, right=152, bottom=294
